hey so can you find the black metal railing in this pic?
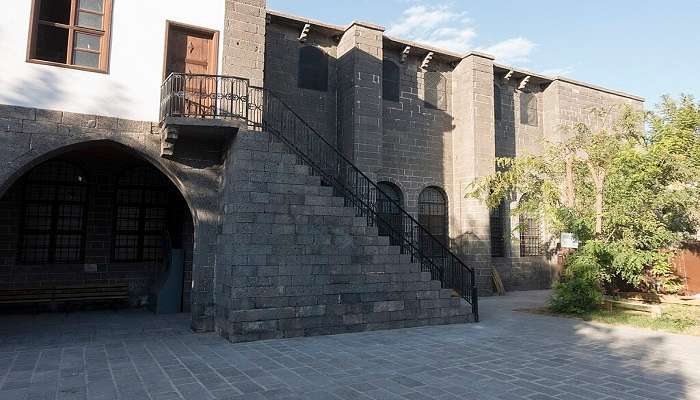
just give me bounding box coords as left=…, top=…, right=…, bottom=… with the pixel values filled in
left=160, top=74, right=479, bottom=321
left=160, top=73, right=253, bottom=123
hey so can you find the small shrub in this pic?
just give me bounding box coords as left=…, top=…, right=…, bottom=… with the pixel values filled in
left=549, top=252, right=604, bottom=315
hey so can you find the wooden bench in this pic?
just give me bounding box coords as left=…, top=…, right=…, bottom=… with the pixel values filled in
left=0, top=284, right=129, bottom=310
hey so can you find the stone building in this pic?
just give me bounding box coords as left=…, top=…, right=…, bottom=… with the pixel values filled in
left=0, top=0, right=642, bottom=341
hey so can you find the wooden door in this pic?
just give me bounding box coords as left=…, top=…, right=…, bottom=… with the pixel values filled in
left=165, top=23, right=219, bottom=117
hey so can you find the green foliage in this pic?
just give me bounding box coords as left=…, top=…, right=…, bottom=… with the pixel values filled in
left=468, top=95, right=700, bottom=293
left=549, top=248, right=604, bottom=314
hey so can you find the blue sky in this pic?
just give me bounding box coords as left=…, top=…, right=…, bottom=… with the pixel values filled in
left=268, top=0, right=699, bottom=108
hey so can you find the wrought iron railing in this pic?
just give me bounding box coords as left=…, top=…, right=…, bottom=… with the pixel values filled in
left=160, top=74, right=478, bottom=321
left=160, top=73, right=256, bottom=123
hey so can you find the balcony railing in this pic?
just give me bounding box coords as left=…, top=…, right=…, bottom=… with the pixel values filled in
left=159, top=73, right=479, bottom=321
left=160, top=73, right=262, bottom=126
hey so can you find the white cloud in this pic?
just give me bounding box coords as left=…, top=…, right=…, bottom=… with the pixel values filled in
left=386, top=4, right=537, bottom=65
left=539, top=66, right=574, bottom=77
left=477, top=37, right=537, bottom=64
left=386, top=5, right=475, bottom=53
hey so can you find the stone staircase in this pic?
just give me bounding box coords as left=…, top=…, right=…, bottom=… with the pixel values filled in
left=216, top=130, right=473, bottom=342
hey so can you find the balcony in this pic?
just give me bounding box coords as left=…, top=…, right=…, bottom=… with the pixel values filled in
left=159, top=73, right=262, bottom=159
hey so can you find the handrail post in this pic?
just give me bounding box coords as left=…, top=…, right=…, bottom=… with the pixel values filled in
left=472, top=284, right=479, bottom=322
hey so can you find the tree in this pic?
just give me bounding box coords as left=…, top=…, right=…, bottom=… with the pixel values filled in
left=468, top=96, right=700, bottom=293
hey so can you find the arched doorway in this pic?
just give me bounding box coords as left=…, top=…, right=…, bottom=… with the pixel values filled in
left=418, top=186, right=448, bottom=256
left=376, top=181, right=404, bottom=245
left=0, top=142, right=194, bottom=312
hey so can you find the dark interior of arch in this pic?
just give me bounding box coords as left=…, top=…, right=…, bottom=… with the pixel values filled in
left=0, top=142, right=194, bottom=312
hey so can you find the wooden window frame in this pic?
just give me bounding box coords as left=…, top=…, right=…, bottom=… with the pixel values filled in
left=26, top=0, right=114, bottom=74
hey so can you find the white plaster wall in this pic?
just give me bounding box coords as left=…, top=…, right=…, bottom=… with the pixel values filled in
left=0, top=0, right=225, bottom=121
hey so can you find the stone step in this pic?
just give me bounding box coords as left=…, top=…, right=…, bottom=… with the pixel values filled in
left=243, top=290, right=466, bottom=311
left=219, top=129, right=474, bottom=343
left=352, top=234, right=391, bottom=246
left=352, top=254, right=414, bottom=265
left=224, top=279, right=446, bottom=300
left=232, top=170, right=321, bottom=186
left=225, top=300, right=471, bottom=336
left=265, top=182, right=335, bottom=197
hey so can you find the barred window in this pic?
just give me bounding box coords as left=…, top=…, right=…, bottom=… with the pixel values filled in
left=113, top=167, right=170, bottom=262
left=19, top=161, right=88, bottom=264
left=298, top=46, right=328, bottom=92
left=382, top=60, right=400, bottom=102
left=424, top=71, right=447, bottom=110
left=418, top=187, right=448, bottom=256
left=490, top=202, right=506, bottom=257
left=376, top=182, right=403, bottom=244
left=519, top=214, right=542, bottom=256
left=520, top=92, right=538, bottom=126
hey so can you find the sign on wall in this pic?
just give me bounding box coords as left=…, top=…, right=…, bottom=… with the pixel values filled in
left=560, top=232, right=579, bottom=249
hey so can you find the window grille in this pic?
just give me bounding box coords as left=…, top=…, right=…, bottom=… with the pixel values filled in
left=520, top=92, right=538, bottom=126
left=519, top=214, right=542, bottom=256
left=418, top=187, right=448, bottom=256
left=113, top=167, right=170, bottom=262
left=424, top=71, right=447, bottom=110
left=490, top=202, right=506, bottom=257
left=19, top=161, right=88, bottom=264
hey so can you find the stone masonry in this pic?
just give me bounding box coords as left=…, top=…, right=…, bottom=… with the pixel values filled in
left=216, top=130, right=472, bottom=342
left=263, top=8, right=644, bottom=293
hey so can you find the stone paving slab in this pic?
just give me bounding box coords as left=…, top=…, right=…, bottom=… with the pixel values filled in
left=1, top=291, right=700, bottom=399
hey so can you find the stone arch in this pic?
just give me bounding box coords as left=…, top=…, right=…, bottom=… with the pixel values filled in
left=0, top=135, right=220, bottom=331
left=1, top=139, right=196, bottom=221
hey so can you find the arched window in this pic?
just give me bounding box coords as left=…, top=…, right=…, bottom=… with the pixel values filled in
left=20, top=160, right=88, bottom=264
left=424, top=71, right=447, bottom=110
left=113, top=166, right=171, bottom=262
left=418, top=187, right=448, bottom=256
left=298, top=46, right=328, bottom=92
left=376, top=182, right=403, bottom=243
left=520, top=92, right=538, bottom=126
left=382, top=60, right=400, bottom=102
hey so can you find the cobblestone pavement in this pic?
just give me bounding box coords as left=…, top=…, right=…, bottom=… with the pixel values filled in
left=1, top=291, right=699, bottom=400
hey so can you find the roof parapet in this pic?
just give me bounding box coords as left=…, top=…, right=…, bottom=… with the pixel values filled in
left=267, top=9, right=644, bottom=102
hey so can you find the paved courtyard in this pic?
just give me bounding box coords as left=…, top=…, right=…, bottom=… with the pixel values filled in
left=1, top=291, right=699, bottom=400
